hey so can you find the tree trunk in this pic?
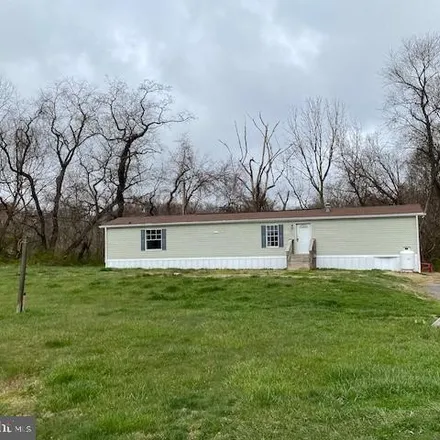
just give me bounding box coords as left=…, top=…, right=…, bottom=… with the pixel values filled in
left=49, top=167, right=67, bottom=250
left=115, top=142, right=133, bottom=218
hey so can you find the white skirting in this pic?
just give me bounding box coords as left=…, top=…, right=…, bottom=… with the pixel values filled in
left=106, top=254, right=420, bottom=272
left=106, top=256, right=287, bottom=270
left=317, top=255, right=420, bottom=272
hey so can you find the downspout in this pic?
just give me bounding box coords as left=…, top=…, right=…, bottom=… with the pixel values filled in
left=104, top=227, right=108, bottom=267
left=416, top=215, right=421, bottom=273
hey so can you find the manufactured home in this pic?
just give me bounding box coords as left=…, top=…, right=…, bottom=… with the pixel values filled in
left=101, top=204, right=424, bottom=271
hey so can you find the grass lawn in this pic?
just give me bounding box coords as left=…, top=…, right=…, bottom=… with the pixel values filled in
left=1, top=266, right=440, bottom=439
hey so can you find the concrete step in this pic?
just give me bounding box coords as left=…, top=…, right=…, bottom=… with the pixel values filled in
left=288, top=254, right=310, bottom=270
left=288, top=262, right=310, bottom=270
left=289, top=255, right=309, bottom=263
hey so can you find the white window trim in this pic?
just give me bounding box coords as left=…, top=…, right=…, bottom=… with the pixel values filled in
left=266, top=224, right=280, bottom=248
left=145, top=228, right=163, bottom=251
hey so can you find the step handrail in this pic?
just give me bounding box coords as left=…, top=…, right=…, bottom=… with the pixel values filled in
left=285, top=239, right=294, bottom=263
left=309, top=238, right=317, bottom=269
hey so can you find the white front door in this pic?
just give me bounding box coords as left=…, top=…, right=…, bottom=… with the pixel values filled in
left=295, top=224, right=312, bottom=254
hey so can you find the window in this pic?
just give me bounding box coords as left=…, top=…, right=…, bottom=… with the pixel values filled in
left=146, top=229, right=162, bottom=249
left=266, top=225, right=279, bottom=247
left=261, top=224, right=284, bottom=248
left=141, top=229, right=167, bottom=251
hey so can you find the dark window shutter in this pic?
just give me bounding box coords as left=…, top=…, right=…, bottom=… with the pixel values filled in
left=162, top=229, right=167, bottom=250
left=279, top=224, right=284, bottom=248
left=141, top=230, right=146, bottom=251
left=261, top=225, right=266, bottom=248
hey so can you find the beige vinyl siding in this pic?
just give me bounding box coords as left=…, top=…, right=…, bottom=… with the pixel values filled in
left=311, top=216, right=417, bottom=255
left=107, top=222, right=285, bottom=260
left=106, top=215, right=418, bottom=260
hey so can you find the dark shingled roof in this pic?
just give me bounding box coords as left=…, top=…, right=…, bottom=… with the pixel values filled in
left=102, top=204, right=424, bottom=227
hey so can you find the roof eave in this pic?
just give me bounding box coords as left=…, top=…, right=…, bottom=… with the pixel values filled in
left=100, top=211, right=425, bottom=229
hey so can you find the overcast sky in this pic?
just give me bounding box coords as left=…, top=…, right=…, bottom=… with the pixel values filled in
left=1, top=0, right=439, bottom=152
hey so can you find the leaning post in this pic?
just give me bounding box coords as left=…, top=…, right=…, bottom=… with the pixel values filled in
left=17, top=237, right=28, bottom=313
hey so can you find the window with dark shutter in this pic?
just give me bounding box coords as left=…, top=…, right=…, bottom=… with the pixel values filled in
left=141, top=230, right=146, bottom=251
left=278, top=224, right=284, bottom=248
left=141, top=229, right=166, bottom=250
left=266, top=225, right=280, bottom=247
left=262, top=225, right=282, bottom=248
left=161, top=229, right=167, bottom=250
left=261, top=225, right=266, bottom=248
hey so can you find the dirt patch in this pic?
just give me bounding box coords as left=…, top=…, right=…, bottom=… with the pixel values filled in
left=0, top=376, right=39, bottom=414
left=425, top=284, right=440, bottom=301
left=390, top=272, right=440, bottom=301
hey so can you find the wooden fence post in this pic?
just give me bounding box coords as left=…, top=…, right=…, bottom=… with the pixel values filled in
left=17, top=238, right=28, bottom=313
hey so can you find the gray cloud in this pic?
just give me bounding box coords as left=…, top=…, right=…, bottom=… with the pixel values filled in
left=1, top=0, right=440, bottom=152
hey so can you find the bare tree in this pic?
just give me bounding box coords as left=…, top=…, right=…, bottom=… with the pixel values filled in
left=405, top=150, right=440, bottom=258
left=0, top=77, right=14, bottom=118
left=164, top=135, right=215, bottom=214
left=277, top=189, right=290, bottom=210
left=100, top=78, right=190, bottom=218
left=337, top=126, right=408, bottom=206
left=0, top=105, right=49, bottom=248
left=286, top=97, right=345, bottom=207
left=62, top=79, right=189, bottom=254
left=0, top=77, right=189, bottom=258
left=360, top=134, right=407, bottom=204
left=337, top=123, right=371, bottom=206
left=62, top=139, right=117, bottom=255
left=0, top=78, right=18, bottom=251
left=38, top=78, right=100, bottom=250
left=211, top=160, right=247, bottom=212
left=220, top=114, right=284, bottom=212
left=131, top=166, right=165, bottom=217
left=0, top=152, right=24, bottom=250
left=383, top=33, right=440, bottom=208
left=382, top=34, right=440, bottom=261
left=280, top=157, right=312, bottom=209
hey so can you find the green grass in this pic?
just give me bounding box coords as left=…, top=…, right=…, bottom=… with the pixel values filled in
left=1, top=266, right=440, bottom=439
